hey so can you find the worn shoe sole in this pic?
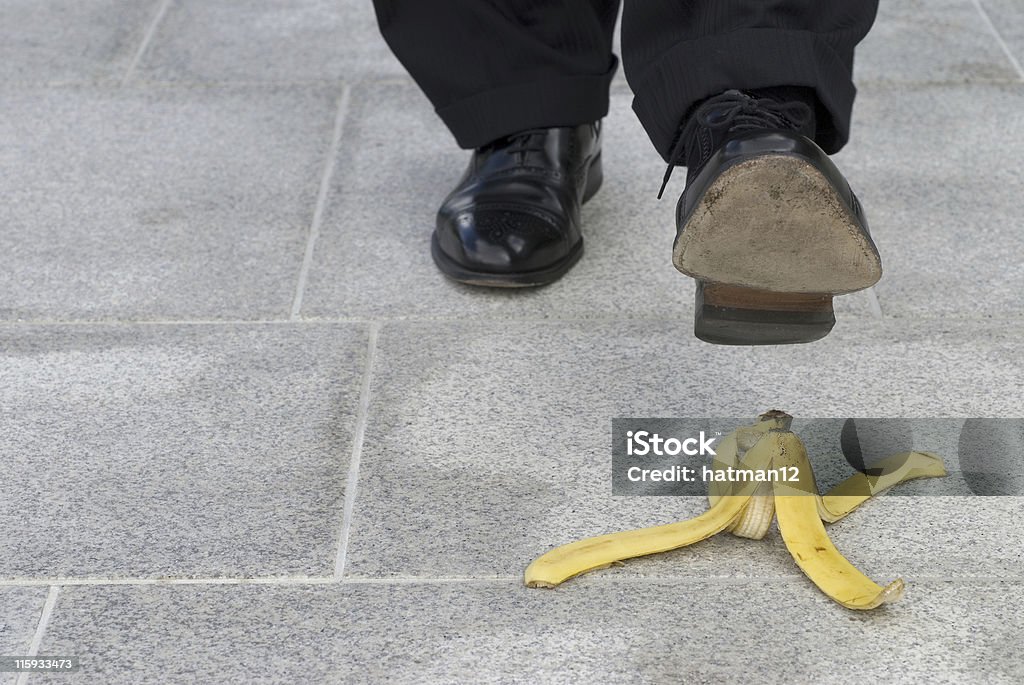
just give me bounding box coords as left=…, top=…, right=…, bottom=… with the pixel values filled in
left=432, top=154, right=603, bottom=288
left=674, top=152, right=881, bottom=345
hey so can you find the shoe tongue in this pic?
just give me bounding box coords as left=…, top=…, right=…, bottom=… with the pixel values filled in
left=684, top=90, right=816, bottom=174
left=744, top=87, right=817, bottom=137
left=703, top=104, right=742, bottom=127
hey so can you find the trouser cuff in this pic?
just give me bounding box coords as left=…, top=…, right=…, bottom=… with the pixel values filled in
left=437, top=59, right=618, bottom=149
left=629, top=29, right=856, bottom=161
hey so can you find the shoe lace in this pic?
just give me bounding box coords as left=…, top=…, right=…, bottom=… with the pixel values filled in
left=656, top=92, right=813, bottom=199
left=506, top=129, right=549, bottom=153
left=482, top=129, right=550, bottom=165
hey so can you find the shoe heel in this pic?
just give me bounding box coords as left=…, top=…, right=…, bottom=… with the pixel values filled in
left=694, top=281, right=835, bottom=345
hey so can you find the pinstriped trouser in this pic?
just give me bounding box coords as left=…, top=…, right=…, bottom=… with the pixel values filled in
left=373, top=0, right=878, bottom=160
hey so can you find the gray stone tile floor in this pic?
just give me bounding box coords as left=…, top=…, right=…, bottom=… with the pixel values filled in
left=980, top=0, right=1024, bottom=74
left=0, top=588, right=48, bottom=685
left=1, top=0, right=1022, bottom=683
left=0, top=1, right=156, bottom=85
left=0, top=85, right=337, bottom=321
left=135, top=0, right=405, bottom=83
left=26, top=580, right=1024, bottom=684
left=0, top=324, right=367, bottom=579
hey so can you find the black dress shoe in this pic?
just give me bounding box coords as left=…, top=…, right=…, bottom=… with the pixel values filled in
left=663, top=90, right=881, bottom=345
left=432, top=122, right=603, bottom=287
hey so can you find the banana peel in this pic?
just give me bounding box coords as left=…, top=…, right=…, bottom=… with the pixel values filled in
left=524, top=411, right=947, bottom=610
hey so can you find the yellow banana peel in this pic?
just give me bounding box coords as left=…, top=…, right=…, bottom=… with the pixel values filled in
left=525, top=411, right=947, bottom=610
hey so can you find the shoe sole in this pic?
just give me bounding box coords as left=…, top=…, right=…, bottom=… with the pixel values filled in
left=431, top=153, right=603, bottom=288
left=673, top=153, right=881, bottom=345
left=431, top=234, right=585, bottom=288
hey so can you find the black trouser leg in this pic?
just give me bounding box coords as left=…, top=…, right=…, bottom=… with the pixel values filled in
left=373, top=0, right=621, bottom=149
left=622, top=0, right=879, bottom=161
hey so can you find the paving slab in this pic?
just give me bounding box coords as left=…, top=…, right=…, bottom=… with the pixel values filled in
left=344, top=319, right=1023, bottom=580
left=0, top=587, right=48, bottom=685
left=136, top=0, right=404, bottom=83
left=834, top=82, right=1024, bottom=318
left=0, top=85, right=336, bottom=321
left=856, top=0, right=1021, bottom=84
left=0, top=0, right=155, bottom=84
left=302, top=83, right=876, bottom=320
left=32, top=580, right=1024, bottom=684
left=0, top=323, right=367, bottom=579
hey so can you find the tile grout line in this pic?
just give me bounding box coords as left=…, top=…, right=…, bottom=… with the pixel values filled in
left=6, top=310, right=1024, bottom=326
left=290, top=84, right=353, bottom=321
left=333, top=321, right=382, bottom=580
left=342, top=576, right=520, bottom=585
left=14, top=586, right=59, bottom=685
left=866, top=287, right=884, bottom=319
left=970, top=0, right=1024, bottom=81
left=0, top=577, right=337, bottom=588
left=5, top=312, right=1024, bottom=327
left=1, top=574, right=1021, bottom=589
left=8, top=75, right=1024, bottom=91
left=120, top=0, right=173, bottom=86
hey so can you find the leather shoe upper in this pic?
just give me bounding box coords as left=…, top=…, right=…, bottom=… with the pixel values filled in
left=676, top=129, right=871, bottom=239
left=435, top=122, right=602, bottom=276
left=668, top=91, right=869, bottom=240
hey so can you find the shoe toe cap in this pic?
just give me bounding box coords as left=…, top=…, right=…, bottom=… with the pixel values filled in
left=436, top=207, right=572, bottom=273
